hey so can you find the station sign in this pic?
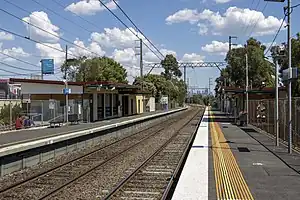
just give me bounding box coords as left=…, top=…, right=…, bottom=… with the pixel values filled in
left=41, top=59, right=54, bottom=75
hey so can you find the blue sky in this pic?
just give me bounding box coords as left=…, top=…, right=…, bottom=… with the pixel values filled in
left=0, top=0, right=299, bottom=93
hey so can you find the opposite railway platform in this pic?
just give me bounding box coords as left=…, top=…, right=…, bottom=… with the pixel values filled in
left=172, top=107, right=300, bottom=200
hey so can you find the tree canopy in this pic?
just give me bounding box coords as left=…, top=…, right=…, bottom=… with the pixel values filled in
left=223, top=38, right=274, bottom=88
left=133, top=54, right=187, bottom=106
left=271, top=33, right=300, bottom=96
left=61, top=56, right=128, bottom=83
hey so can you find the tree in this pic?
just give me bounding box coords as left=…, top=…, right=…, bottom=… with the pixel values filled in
left=271, top=33, right=300, bottom=96
left=161, top=54, right=182, bottom=80
left=0, top=103, right=22, bottom=125
left=224, top=38, right=274, bottom=88
left=61, top=56, right=128, bottom=83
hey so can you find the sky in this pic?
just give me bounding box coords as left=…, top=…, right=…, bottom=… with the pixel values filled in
left=0, top=0, right=299, bottom=93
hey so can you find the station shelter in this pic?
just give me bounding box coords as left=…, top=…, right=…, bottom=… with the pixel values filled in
left=219, top=86, right=287, bottom=120
left=9, top=78, right=151, bottom=123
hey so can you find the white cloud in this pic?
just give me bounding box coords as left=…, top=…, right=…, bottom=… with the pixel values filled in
left=166, top=7, right=285, bottom=36
left=0, top=32, right=14, bottom=41
left=198, top=23, right=208, bottom=35
left=69, top=39, right=105, bottom=58
left=0, top=46, right=30, bottom=62
left=91, top=27, right=151, bottom=49
left=111, top=48, right=140, bottom=83
left=181, top=53, right=205, bottom=62
left=36, top=43, right=65, bottom=66
left=65, top=0, right=117, bottom=15
left=215, top=0, right=232, bottom=4
left=166, top=9, right=202, bottom=25
left=23, top=11, right=60, bottom=43
left=91, top=27, right=136, bottom=48
left=202, top=41, right=242, bottom=55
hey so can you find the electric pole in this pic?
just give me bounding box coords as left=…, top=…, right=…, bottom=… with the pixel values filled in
left=65, top=45, right=68, bottom=79
left=245, top=53, right=249, bottom=126
left=287, top=0, right=292, bottom=154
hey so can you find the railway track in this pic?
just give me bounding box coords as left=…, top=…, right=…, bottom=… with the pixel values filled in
left=0, top=108, right=192, bottom=200
left=103, top=108, right=204, bottom=199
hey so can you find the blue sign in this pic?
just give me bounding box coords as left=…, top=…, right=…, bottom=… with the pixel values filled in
left=41, top=59, right=54, bottom=74
left=63, top=88, right=71, bottom=95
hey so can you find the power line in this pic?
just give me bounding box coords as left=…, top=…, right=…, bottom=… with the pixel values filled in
left=2, top=0, right=83, bottom=40
left=0, top=60, right=40, bottom=72
left=0, top=8, right=102, bottom=58
left=30, top=0, right=93, bottom=34
left=248, top=2, right=268, bottom=37
left=0, top=51, right=41, bottom=69
left=244, top=0, right=262, bottom=35
left=111, top=0, right=165, bottom=59
left=264, top=14, right=287, bottom=56
left=98, top=0, right=163, bottom=61
left=0, top=27, right=80, bottom=60
left=51, top=0, right=101, bottom=29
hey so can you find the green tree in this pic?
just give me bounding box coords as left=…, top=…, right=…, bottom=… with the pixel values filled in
left=161, top=54, right=182, bottom=80
left=271, top=33, right=300, bottom=96
left=61, top=56, right=128, bottom=83
left=224, top=38, right=274, bottom=89
left=0, top=103, right=22, bottom=125
left=190, top=94, right=204, bottom=104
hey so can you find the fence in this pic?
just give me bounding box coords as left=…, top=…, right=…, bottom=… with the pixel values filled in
left=0, top=99, right=86, bottom=131
left=248, top=98, right=300, bottom=148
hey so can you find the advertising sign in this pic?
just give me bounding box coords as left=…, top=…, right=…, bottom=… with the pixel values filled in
left=41, top=59, right=54, bottom=74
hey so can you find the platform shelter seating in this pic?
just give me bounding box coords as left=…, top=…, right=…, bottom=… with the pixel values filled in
left=49, top=114, right=80, bottom=127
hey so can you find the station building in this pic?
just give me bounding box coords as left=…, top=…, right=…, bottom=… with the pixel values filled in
left=9, top=78, right=154, bottom=123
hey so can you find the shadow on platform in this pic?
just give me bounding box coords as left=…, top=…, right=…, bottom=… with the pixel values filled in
left=241, top=127, right=300, bottom=173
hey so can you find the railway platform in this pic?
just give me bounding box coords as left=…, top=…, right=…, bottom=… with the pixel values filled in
left=172, top=108, right=300, bottom=200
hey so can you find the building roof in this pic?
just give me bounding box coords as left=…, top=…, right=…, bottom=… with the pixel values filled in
left=9, top=78, right=140, bottom=89
left=222, top=86, right=286, bottom=94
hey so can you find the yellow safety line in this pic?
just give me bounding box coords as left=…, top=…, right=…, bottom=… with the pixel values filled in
left=210, top=109, right=254, bottom=200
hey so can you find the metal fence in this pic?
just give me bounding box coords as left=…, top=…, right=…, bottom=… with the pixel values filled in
left=0, top=99, right=85, bottom=131
left=248, top=98, right=300, bottom=148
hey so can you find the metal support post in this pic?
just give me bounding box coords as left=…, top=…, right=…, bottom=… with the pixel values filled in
left=65, top=81, right=69, bottom=125
left=9, top=100, right=12, bottom=130
left=275, top=60, right=279, bottom=146
left=287, top=0, right=292, bottom=153
left=245, top=53, right=249, bottom=126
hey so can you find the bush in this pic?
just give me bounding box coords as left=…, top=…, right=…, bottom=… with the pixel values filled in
left=0, top=103, right=22, bottom=125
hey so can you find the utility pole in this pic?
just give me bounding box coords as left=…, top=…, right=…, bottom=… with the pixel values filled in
left=275, top=59, right=279, bottom=146
left=139, top=39, right=143, bottom=78
left=65, top=45, right=68, bottom=79
left=245, top=53, right=249, bottom=126
left=65, top=45, right=68, bottom=125
left=287, top=0, right=292, bottom=154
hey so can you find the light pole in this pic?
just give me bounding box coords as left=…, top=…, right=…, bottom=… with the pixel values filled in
left=264, top=0, right=292, bottom=153
left=63, top=79, right=69, bottom=125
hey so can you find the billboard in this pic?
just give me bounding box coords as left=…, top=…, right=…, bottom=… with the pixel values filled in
left=41, top=59, right=54, bottom=74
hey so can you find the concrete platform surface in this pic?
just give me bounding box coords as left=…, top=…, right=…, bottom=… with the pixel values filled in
left=0, top=109, right=180, bottom=147
left=173, top=109, right=300, bottom=200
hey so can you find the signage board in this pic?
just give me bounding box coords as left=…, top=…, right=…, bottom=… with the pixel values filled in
left=160, top=96, right=168, bottom=104
left=41, top=59, right=54, bottom=74
left=63, top=88, right=71, bottom=95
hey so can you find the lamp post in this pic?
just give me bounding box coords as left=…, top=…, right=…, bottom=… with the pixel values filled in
left=63, top=79, right=69, bottom=125
left=264, top=0, right=292, bottom=153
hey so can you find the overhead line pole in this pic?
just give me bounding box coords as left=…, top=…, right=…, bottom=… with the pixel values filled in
left=287, top=0, right=292, bottom=154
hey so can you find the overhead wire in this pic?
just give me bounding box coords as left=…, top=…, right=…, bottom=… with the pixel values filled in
left=111, top=0, right=165, bottom=59
left=244, top=0, right=261, bottom=35
left=0, top=8, right=102, bottom=58
left=0, top=60, right=40, bottom=72
left=2, top=0, right=84, bottom=40
left=98, top=0, right=163, bottom=61
left=248, top=2, right=268, bottom=37
left=30, top=0, right=93, bottom=34
left=264, top=14, right=287, bottom=56
left=51, top=0, right=101, bottom=29
left=0, top=51, right=41, bottom=69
